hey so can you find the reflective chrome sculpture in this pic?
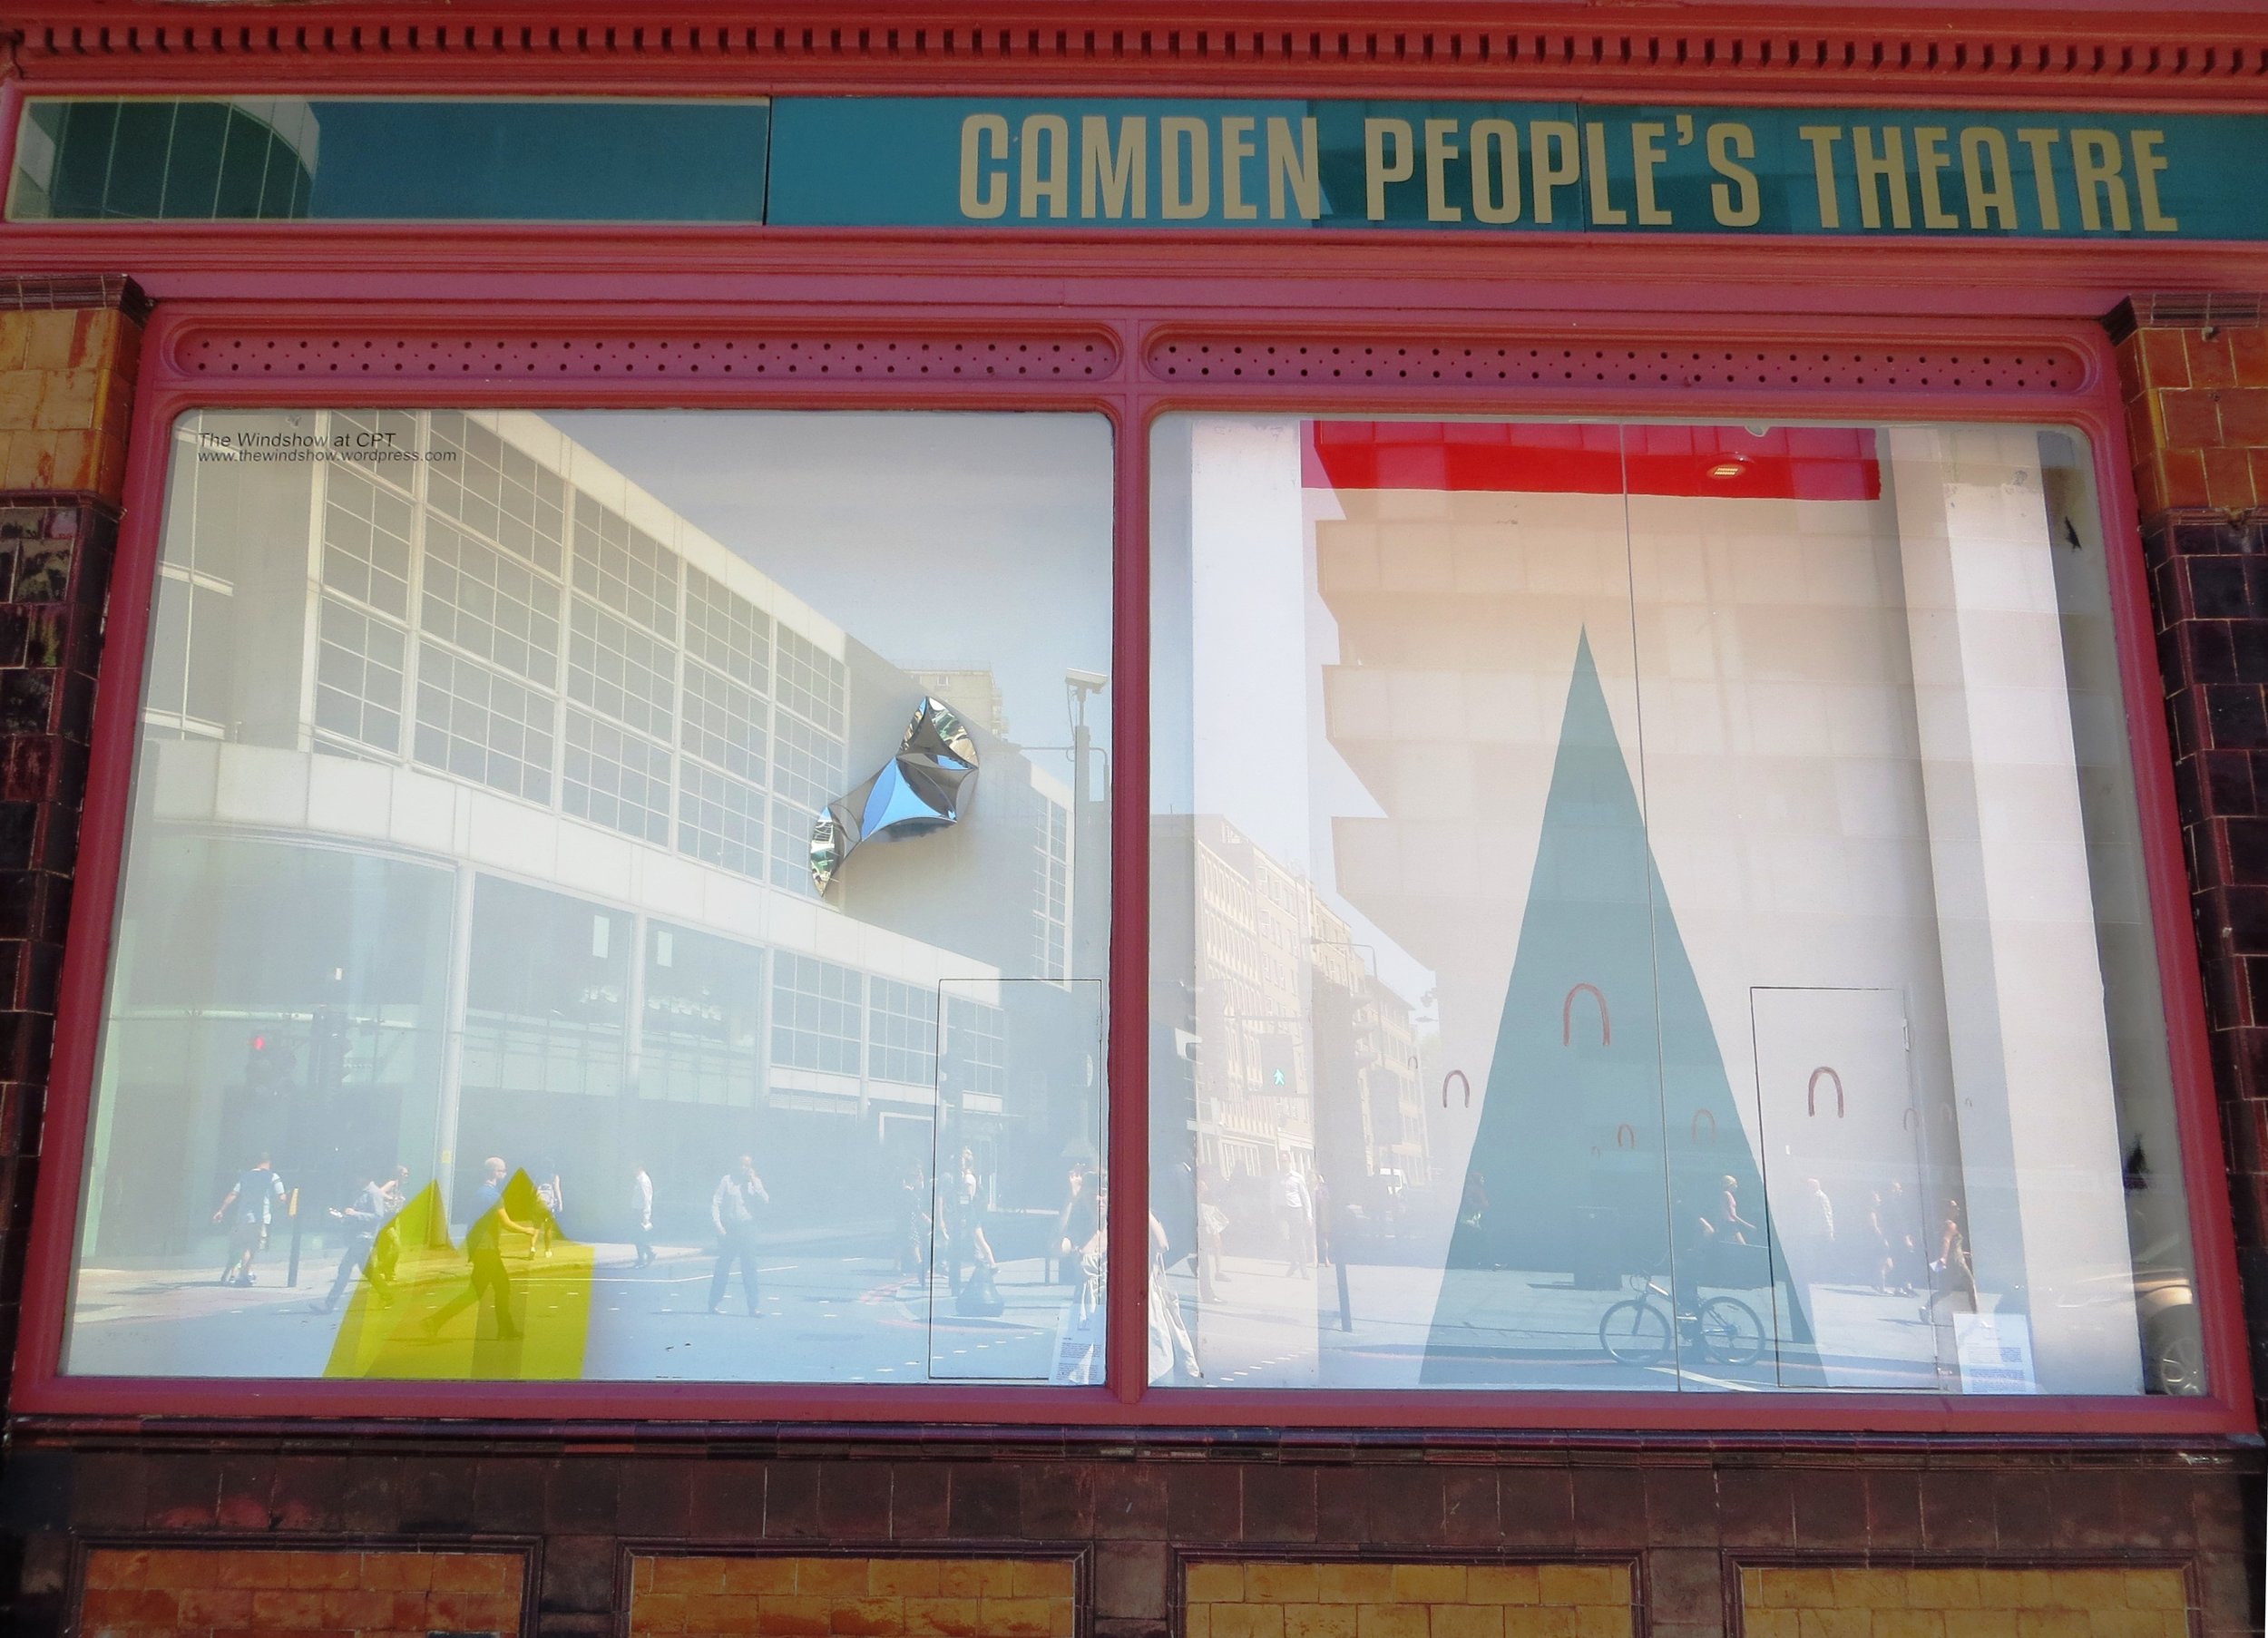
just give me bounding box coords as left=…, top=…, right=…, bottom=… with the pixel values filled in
left=809, top=696, right=979, bottom=894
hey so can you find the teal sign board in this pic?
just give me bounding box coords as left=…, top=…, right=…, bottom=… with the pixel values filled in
left=14, top=93, right=2266, bottom=238
left=770, top=96, right=2263, bottom=239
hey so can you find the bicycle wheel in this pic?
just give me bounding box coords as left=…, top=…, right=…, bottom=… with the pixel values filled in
left=1696, top=1295, right=1766, bottom=1367
left=1599, top=1297, right=1673, bottom=1366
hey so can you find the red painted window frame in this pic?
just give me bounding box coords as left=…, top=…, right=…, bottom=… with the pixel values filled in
left=0, top=57, right=2257, bottom=1441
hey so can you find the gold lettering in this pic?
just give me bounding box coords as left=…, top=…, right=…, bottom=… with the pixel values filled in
left=1585, top=122, right=1628, bottom=225
left=1959, top=129, right=2018, bottom=229
left=1019, top=113, right=1070, bottom=219
left=2132, top=131, right=2179, bottom=233
left=1471, top=118, right=1522, bottom=223
left=1161, top=116, right=1210, bottom=219
left=2070, top=131, right=2132, bottom=231
left=1364, top=117, right=1415, bottom=220
left=1706, top=123, right=1759, bottom=227
left=1266, top=116, right=1322, bottom=220
left=1797, top=126, right=1845, bottom=229
left=958, top=112, right=1010, bottom=219
left=1852, top=126, right=1913, bottom=229
left=2016, top=129, right=2065, bottom=230
left=1530, top=120, right=1579, bottom=225
left=1913, top=127, right=1958, bottom=229
left=1080, top=115, right=1146, bottom=219
left=1424, top=118, right=1464, bottom=222
left=1219, top=116, right=1258, bottom=220
left=1631, top=122, right=1672, bottom=225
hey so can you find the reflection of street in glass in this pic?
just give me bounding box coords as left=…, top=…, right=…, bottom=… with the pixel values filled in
left=67, top=1233, right=1079, bottom=1384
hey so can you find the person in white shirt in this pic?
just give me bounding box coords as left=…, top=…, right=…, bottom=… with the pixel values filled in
left=1274, top=1147, right=1313, bottom=1275
left=631, top=1166, right=655, bottom=1268
left=709, top=1155, right=769, bottom=1315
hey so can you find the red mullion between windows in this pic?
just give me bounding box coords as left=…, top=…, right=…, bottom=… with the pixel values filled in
left=1106, top=317, right=1153, bottom=1406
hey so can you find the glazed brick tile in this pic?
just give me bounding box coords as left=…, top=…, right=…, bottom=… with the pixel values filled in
left=889, top=1463, right=951, bottom=1542
left=764, top=1463, right=825, bottom=1540
left=1639, top=1468, right=1716, bottom=1549
left=1571, top=1467, right=1646, bottom=1549
left=1166, top=1465, right=1241, bottom=1543
left=816, top=1463, right=894, bottom=1540
left=1499, top=1467, right=1578, bottom=1549
left=945, top=1461, right=1022, bottom=1539
left=1034, top=1466, right=1100, bottom=1541
left=1094, top=1539, right=1168, bottom=1619
left=1714, top=1469, right=1794, bottom=1549
left=1240, top=1465, right=1318, bottom=1545
left=1091, top=1463, right=1165, bottom=1541
left=1440, top=1469, right=1501, bottom=1548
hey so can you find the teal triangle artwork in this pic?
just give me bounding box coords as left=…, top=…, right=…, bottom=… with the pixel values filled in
left=1420, top=631, right=1806, bottom=1383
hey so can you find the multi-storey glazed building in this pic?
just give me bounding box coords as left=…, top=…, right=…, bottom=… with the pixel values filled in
left=2, top=6, right=2268, bottom=1638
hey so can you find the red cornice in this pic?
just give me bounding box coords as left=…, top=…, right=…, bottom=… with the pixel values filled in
left=10, top=2, right=2268, bottom=105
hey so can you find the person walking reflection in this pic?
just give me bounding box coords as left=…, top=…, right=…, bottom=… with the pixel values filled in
left=320, top=1168, right=399, bottom=1311
left=709, top=1154, right=768, bottom=1316
left=425, top=1156, right=528, bottom=1341
left=211, top=1152, right=286, bottom=1288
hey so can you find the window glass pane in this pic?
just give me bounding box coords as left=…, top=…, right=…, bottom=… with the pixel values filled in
left=1149, top=414, right=2201, bottom=1398
left=67, top=408, right=1113, bottom=1388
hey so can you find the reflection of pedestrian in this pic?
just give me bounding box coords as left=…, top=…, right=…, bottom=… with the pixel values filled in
left=1931, top=1198, right=1980, bottom=1311
left=321, top=1170, right=398, bottom=1311
left=1196, top=1171, right=1228, bottom=1302
left=708, top=1155, right=768, bottom=1316
left=630, top=1166, right=655, bottom=1268
left=1054, top=1165, right=1097, bottom=1284
left=1311, top=1168, right=1335, bottom=1268
left=1802, top=1177, right=1835, bottom=1277
left=899, top=1164, right=932, bottom=1275
left=1274, top=1148, right=1313, bottom=1275
left=1712, top=1174, right=1758, bottom=1247
left=533, top=1169, right=564, bottom=1258
left=1884, top=1180, right=1921, bottom=1295
left=944, top=1147, right=997, bottom=1296
left=211, top=1153, right=286, bottom=1287
left=425, top=1157, right=527, bottom=1341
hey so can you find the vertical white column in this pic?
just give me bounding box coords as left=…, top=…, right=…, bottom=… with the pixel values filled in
left=1889, top=424, right=2140, bottom=1393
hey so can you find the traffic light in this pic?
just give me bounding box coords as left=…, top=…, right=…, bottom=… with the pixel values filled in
left=245, top=1031, right=289, bottom=1103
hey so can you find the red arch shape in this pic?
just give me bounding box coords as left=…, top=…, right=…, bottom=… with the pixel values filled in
left=1562, top=982, right=1611, bottom=1046
left=1807, top=1066, right=1846, bottom=1117
left=1616, top=1122, right=1636, bottom=1150
left=1442, top=1068, right=1471, bottom=1109
left=1691, top=1108, right=1716, bottom=1145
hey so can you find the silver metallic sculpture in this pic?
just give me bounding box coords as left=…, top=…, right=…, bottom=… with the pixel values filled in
left=809, top=696, right=979, bottom=894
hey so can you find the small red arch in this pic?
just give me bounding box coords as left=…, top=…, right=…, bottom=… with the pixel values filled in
left=1807, top=1066, right=1846, bottom=1117
left=1562, top=982, right=1611, bottom=1047
left=1442, top=1068, right=1471, bottom=1109
left=1691, top=1108, right=1716, bottom=1145
left=1616, top=1122, right=1636, bottom=1150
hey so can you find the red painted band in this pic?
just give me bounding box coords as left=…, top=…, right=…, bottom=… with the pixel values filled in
left=1305, top=419, right=1883, bottom=500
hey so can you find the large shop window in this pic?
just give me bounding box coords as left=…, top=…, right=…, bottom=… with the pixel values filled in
left=69, top=409, right=1113, bottom=1384
left=1147, top=416, right=2201, bottom=1398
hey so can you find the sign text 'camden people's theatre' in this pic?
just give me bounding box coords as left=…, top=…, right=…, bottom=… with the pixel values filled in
left=767, top=98, right=2268, bottom=238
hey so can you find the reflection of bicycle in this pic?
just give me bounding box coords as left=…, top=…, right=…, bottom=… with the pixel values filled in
left=1599, top=1277, right=1765, bottom=1367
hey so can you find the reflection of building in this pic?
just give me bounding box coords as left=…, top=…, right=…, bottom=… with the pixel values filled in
left=905, top=668, right=1007, bottom=736
left=96, top=409, right=1095, bottom=1256
left=14, top=97, right=322, bottom=219
left=1172, top=814, right=1427, bottom=1189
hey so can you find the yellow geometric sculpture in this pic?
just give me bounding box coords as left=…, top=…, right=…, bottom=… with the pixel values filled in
left=323, top=1173, right=591, bottom=1381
